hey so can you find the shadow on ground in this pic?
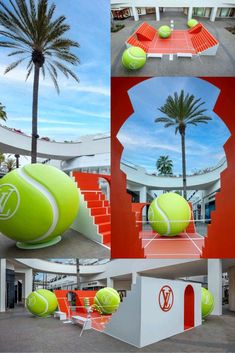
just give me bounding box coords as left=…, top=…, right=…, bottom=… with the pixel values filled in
left=0, top=305, right=234, bottom=352
left=0, top=228, right=110, bottom=258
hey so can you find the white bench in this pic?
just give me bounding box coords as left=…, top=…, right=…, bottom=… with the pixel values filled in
left=72, top=315, right=92, bottom=330
left=54, top=311, right=67, bottom=321
left=177, top=53, right=193, bottom=58
left=147, top=53, right=163, bottom=59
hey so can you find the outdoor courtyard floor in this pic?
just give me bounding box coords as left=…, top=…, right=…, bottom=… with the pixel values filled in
left=111, top=13, right=235, bottom=76
left=0, top=229, right=109, bottom=258
left=0, top=305, right=235, bottom=352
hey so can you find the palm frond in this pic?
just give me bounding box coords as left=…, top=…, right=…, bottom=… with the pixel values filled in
left=4, top=57, right=26, bottom=73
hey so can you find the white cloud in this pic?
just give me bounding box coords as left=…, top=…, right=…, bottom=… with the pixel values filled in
left=0, top=63, right=110, bottom=96
left=119, top=133, right=182, bottom=154
left=9, top=117, right=87, bottom=126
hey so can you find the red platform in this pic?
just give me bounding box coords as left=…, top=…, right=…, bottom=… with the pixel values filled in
left=133, top=202, right=204, bottom=258
left=126, top=22, right=219, bottom=55
left=142, top=230, right=204, bottom=259
left=54, top=290, right=111, bottom=332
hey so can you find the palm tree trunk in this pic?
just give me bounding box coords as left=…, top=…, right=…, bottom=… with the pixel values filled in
left=76, top=258, right=81, bottom=290
left=31, top=64, right=40, bottom=164
left=180, top=131, right=187, bottom=199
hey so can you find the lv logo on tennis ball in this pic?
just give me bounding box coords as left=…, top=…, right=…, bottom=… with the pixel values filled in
left=0, top=184, right=20, bottom=220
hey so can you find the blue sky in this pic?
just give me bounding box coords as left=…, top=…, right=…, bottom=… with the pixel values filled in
left=0, top=0, right=110, bottom=141
left=118, top=77, right=230, bottom=174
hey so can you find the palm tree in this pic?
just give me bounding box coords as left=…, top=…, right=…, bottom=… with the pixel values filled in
left=155, top=90, right=212, bottom=199
left=76, top=258, right=81, bottom=290
left=156, top=155, right=173, bottom=175
left=3, top=155, right=16, bottom=172
left=15, top=154, right=20, bottom=168
left=0, top=153, right=5, bottom=167
left=0, top=0, right=80, bottom=163
left=0, top=102, right=7, bottom=121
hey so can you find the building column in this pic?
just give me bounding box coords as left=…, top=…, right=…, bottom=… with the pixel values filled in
left=132, top=7, right=139, bottom=21
left=107, top=277, right=114, bottom=288
left=139, top=186, right=147, bottom=203
left=132, top=272, right=137, bottom=285
left=0, top=259, right=6, bottom=312
left=228, top=267, right=235, bottom=311
left=210, top=7, right=218, bottom=22
left=23, top=269, right=33, bottom=305
left=208, top=259, right=222, bottom=315
left=188, top=7, right=193, bottom=20
left=155, top=7, right=160, bottom=21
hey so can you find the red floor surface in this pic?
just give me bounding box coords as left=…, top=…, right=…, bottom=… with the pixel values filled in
left=141, top=230, right=204, bottom=258
left=91, top=316, right=111, bottom=332
left=146, top=31, right=196, bottom=54
left=72, top=311, right=111, bottom=332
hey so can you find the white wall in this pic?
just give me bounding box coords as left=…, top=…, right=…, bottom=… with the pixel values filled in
left=105, top=276, right=201, bottom=348
left=0, top=259, right=6, bottom=312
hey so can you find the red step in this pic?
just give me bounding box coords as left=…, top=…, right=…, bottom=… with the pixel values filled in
left=82, top=192, right=105, bottom=201
left=98, top=222, right=111, bottom=233
left=90, top=207, right=107, bottom=216
left=94, top=214, right=111, bottom=224
left=87, top=200, right=105, bottom=208
left=102, top=231, right=111, bottom=244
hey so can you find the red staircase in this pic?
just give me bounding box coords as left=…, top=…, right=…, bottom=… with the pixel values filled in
left=127, top=34, right=148, bottom=52
left=72, top=172, right=111, bottom=248
left=189, top=23, right=218, bottom=53
left=136, top=22, right=156, bottom=41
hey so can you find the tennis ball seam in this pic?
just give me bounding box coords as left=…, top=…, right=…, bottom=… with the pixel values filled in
left=128, top=50, right=146, bottom=60
left=18, top=168, right=59, bottom=243
left=106, top=288, right=120, bottom=301
left=34, top=291, right=49, bottom=315
left=155, top=197, right=170, bottom=235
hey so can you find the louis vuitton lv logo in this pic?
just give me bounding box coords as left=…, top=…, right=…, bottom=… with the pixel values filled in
left=158, top=285, right=174, bottom=312
left=0, top=184, right=20, bottom=220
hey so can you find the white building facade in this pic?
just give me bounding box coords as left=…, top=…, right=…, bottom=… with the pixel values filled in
left=111, top=0, right=235, bottom=22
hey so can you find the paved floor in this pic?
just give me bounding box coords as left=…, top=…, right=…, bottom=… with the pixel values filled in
left=0, top=305, right=235, bottom=352
left=111, top=14, right=235, bottom=77
left=0, top=228, right=110, bottom=258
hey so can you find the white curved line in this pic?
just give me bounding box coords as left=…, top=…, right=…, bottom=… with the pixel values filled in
left=155, top=197, right=170, bottom=235
left=18, top=168, right=59, bottom=243
left=128, top=51, right=146, bottom=60
left=35, top=292, right=49, bottom=315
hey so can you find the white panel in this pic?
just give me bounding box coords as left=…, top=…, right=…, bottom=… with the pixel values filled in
left=105, top=276, right=201, bottom=348
left=104, top=278, right=142, bottom=347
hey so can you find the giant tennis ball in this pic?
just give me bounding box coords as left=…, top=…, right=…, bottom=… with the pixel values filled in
left=122, top=46, right=146, bottom=70
left=158, top=25, right=171, bottom=38
left=94, top=287, right=120, bottom=314
left=0, top=164, right=79, bottom=248
left=201, top=287, right=214, bottom=318
left=148, top=192, right=191, bottom=236
left=187, top=19, right=198, bottom=28
left=26, top=289, right=58, bottom=317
